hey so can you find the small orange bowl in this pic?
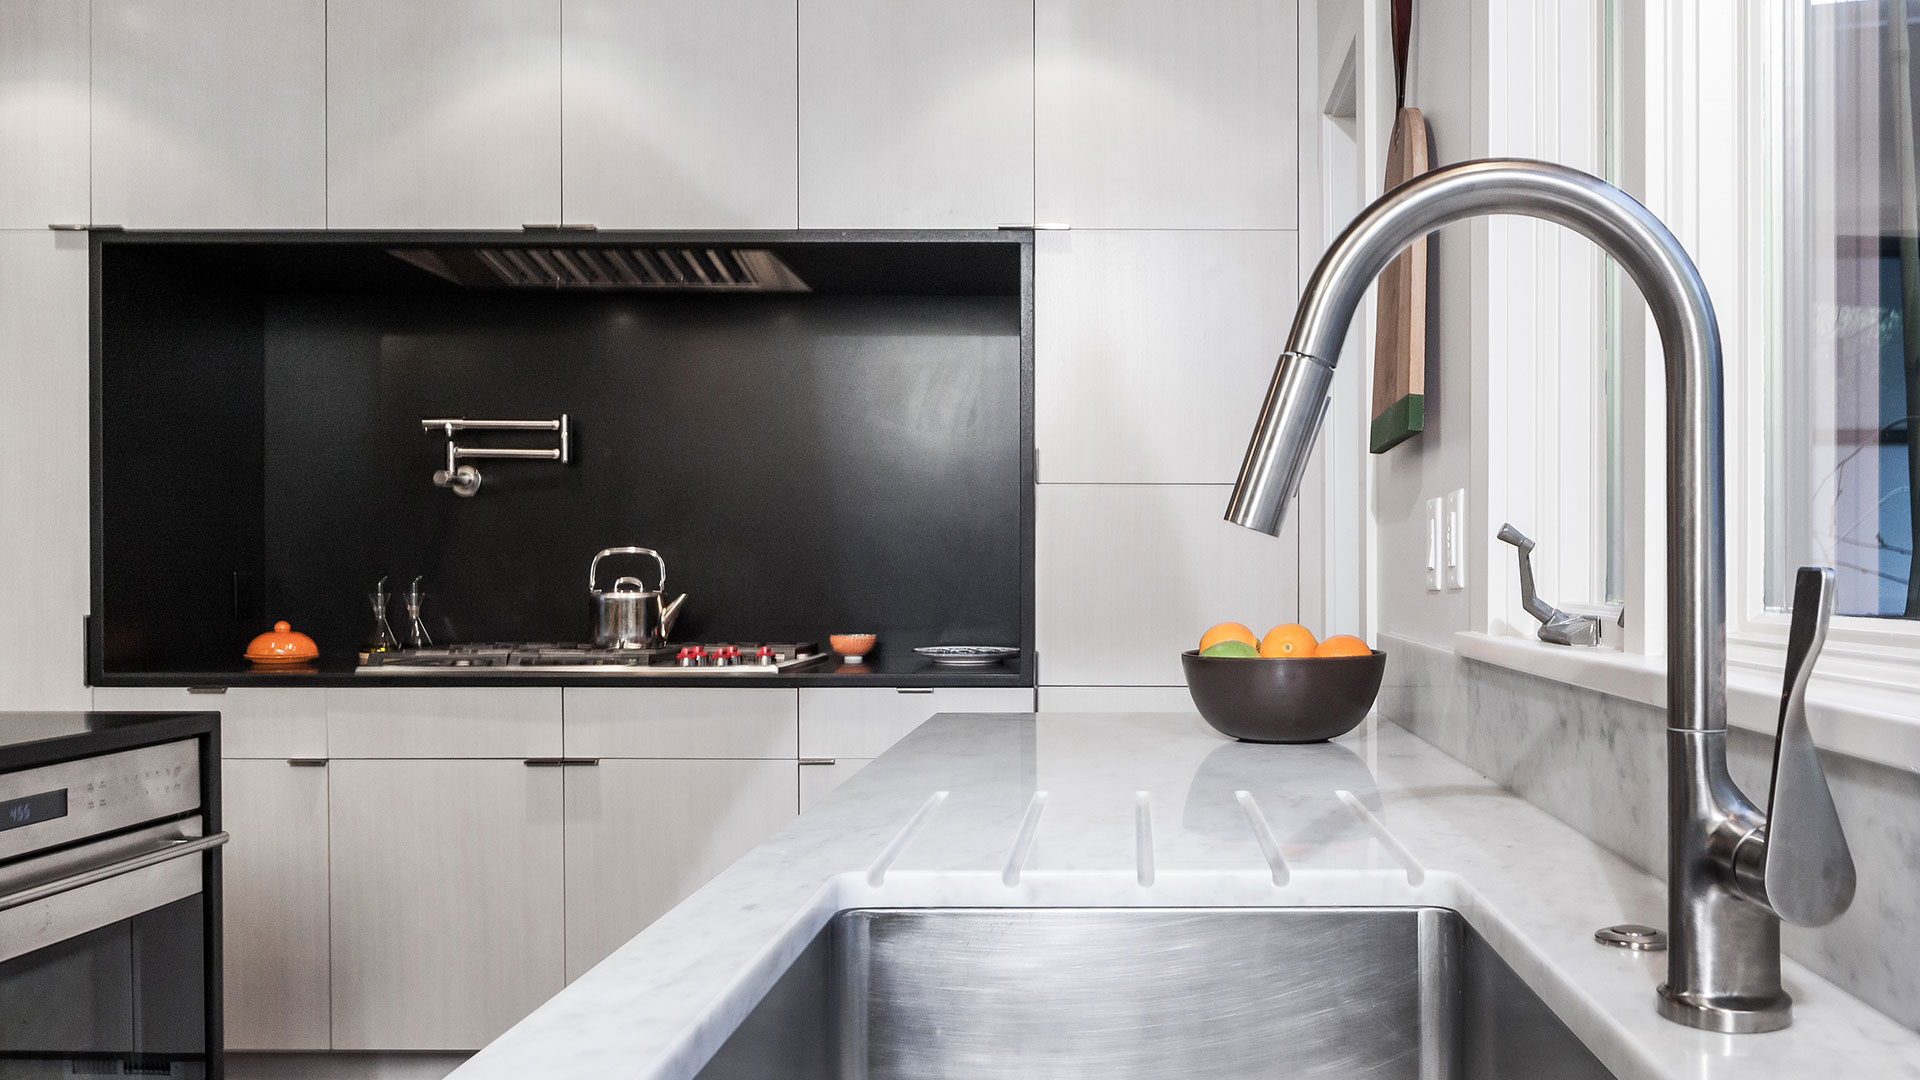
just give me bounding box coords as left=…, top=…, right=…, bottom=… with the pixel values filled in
left=829, top=633, right=877, bottom=661
left=245, top=620, right=319, bottom=664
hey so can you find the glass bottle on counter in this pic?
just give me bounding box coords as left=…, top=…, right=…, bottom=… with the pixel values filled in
left=366, top=577, right=401, bottom=655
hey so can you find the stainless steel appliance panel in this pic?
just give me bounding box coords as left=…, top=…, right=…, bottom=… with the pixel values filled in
left=0, top=734, right=218, bottom=1079
left=0, top=817, right=220, bottom=964
left=0, top=739, right=199, bottom=862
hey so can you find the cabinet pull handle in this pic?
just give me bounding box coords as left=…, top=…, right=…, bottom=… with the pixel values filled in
left=188, top=686, right=229, bottom=695
left=286, top=758, right=327, bottom=767
left=524, top=758, right=600, bottom=767
left=896, top=688, right=934, bottom=695
left=799, top=758, right=838, bottom=767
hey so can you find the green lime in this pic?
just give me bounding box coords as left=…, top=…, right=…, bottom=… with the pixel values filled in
left=1200, top=640, right=1259, bottom=658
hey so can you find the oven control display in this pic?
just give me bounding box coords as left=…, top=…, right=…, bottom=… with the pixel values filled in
left=0, top=789, right=69, bottom=831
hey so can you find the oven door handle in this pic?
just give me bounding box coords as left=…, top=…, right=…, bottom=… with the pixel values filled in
left=0, top=832, right=229, bottom=914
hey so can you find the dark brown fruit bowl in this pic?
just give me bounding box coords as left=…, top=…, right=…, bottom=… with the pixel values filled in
left=1180, top=649, right=1387, bottom=743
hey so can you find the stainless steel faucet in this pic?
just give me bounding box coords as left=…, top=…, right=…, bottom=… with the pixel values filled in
left=1227, top=158, right=1856, bottom=1033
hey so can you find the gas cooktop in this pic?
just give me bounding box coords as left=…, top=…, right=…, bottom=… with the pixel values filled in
left=356, top=641, right=828, bottom=675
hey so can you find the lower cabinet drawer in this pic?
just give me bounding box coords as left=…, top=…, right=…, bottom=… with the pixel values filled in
left=326, top=687, right=562, bottom=758
left=562, top=687, right=797, bottom=759
left=92, top=686, right=325, bottom=759
left=798, top=687, right=1034, bottom=759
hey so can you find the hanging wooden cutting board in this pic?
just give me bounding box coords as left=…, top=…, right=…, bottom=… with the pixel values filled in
left=1370, top=0, right=1429, bottom=453
left=1370, top=106, right=1430, bottom=453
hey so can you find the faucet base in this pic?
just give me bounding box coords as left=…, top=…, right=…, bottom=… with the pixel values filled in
left=1656, top=983, right=1792, bottom=1033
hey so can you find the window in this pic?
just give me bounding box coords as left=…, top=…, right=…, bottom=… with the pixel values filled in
left=1772, top=0, right=1919, bottom=622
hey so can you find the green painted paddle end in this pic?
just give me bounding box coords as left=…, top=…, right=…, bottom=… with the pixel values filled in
left=1369, top=393, right=1425, bottom=454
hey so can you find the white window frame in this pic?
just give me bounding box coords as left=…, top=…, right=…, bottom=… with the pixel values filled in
left=1725, top=0, right=1920, bottom=690
left=1475, top=0, right=1614, bottom=644
left=1452, top=0, right=1920, bottom=773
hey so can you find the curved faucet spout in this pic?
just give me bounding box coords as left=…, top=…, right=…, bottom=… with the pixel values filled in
left=1228, top=158, right=1850, bottom=1034
left=1227, top=158, right=1724, bottom=737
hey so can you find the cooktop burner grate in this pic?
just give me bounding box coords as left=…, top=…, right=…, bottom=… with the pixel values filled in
left=357, top=642, right=825, bottom=675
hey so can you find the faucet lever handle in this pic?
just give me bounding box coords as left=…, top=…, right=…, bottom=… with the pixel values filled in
left=1749, top=566, right=1854, bottom=927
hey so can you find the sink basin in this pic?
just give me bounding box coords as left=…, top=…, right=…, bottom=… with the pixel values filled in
left=694, top=907, right=1617, bottom=1080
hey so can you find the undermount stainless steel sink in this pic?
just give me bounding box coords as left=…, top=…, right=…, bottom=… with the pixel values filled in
left=694, top=908, right=1618, bottom=1080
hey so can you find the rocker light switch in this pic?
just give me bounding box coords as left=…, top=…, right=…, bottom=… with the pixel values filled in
left=1426, top=497, right=1444, bottom=592
left=1444, top=488, right=1467, bottom=590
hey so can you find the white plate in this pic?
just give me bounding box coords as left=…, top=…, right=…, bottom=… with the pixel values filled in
left=914, top=646, right=1019, bottom=667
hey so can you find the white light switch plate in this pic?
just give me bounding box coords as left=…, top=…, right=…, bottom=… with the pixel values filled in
left=1444, top=488, right=1467, bottom=590
left=1425, top=497, right=1443, bottom=592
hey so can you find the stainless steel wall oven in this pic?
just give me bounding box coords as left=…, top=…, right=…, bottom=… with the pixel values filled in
left=0, top=716, right=223, bottom=1079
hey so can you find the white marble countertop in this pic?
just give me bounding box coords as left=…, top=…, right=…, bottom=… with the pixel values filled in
left=449, top=712, right=1920, bottom=1080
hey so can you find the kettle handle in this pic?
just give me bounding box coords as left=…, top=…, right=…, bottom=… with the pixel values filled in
left=590, top=547, right=666, bottom=593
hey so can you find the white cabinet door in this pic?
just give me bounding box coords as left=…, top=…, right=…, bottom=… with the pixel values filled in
left=563, top=759, right=795, bottom=981
left=327, top=0, right=561, bottom=228
left=562, top=0, right=796, bottom=228
left=0, top=0, right=88, bottom=227
left=91, top=0, right=325, bottom=228
left=563, top=687, right=796, bottom=759
left=0, top=232, right=88, bottom=709
left=326, top=687, right=561, bottom=759
left=798, top=687, right=1033, bottom=760
left=798, top=0, right=1032, bottom=227
left=798, top=757, right=871, bottom=813
left=1035, top=0, right=1297, bottom=229
left=1035, top=230, right=1299, bottom=484
left=222, top=759, right=331, bottom=1050
left=1037, top=484, right=1298, bottom=685
left=330, top=759, right=565, bottom=1050
left=92, top=687, right=326, bottom=760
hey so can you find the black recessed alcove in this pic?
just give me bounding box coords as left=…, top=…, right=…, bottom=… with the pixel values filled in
left=91, top=231, right=1034, bottom=686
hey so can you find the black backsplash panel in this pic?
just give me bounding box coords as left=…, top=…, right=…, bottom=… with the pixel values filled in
left=98, top=249, right=267, bottom=669
left=258, top=290, right=1023, bottom=654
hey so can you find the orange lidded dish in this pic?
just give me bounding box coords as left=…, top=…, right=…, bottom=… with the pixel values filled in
left=245, top=621, right=319, bottom=664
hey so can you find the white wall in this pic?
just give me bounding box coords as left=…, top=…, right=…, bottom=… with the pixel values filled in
left=1371, top=0, right=1484, bottom=645
left=1315, top=0, right=1612, bottom=652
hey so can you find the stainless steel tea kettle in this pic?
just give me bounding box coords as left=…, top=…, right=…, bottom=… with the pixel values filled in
left=589, top=547, right=687, bottom=649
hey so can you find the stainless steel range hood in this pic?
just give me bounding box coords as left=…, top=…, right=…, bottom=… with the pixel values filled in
left=388, top=245, right=811, bottom=292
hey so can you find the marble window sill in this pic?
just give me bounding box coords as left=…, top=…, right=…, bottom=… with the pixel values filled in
left=1451, top=631, right=1920, bottom=775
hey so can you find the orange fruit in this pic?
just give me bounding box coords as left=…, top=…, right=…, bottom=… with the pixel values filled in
left=1259, top=623, right=1318, bottom=658
left=1198, top=622, right=1259, bottom=653
left=1314, top=634, right=1372, bottom=658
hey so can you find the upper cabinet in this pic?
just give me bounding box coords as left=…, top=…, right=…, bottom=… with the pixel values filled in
left=1035, top=0, right=1297, bottom=229
left=1034, top=230, right=1300, bottom=484
left=0, top=232, right=89, bottom=710
left=91, top=0, right=326, bottom=229
left=0, top=0, right=88, bottom=227
left=562, top=0, right=797, bottom=229
left=327, top=0, right=561, bottom=229
left=798, top=0, right=1032, bottom=228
